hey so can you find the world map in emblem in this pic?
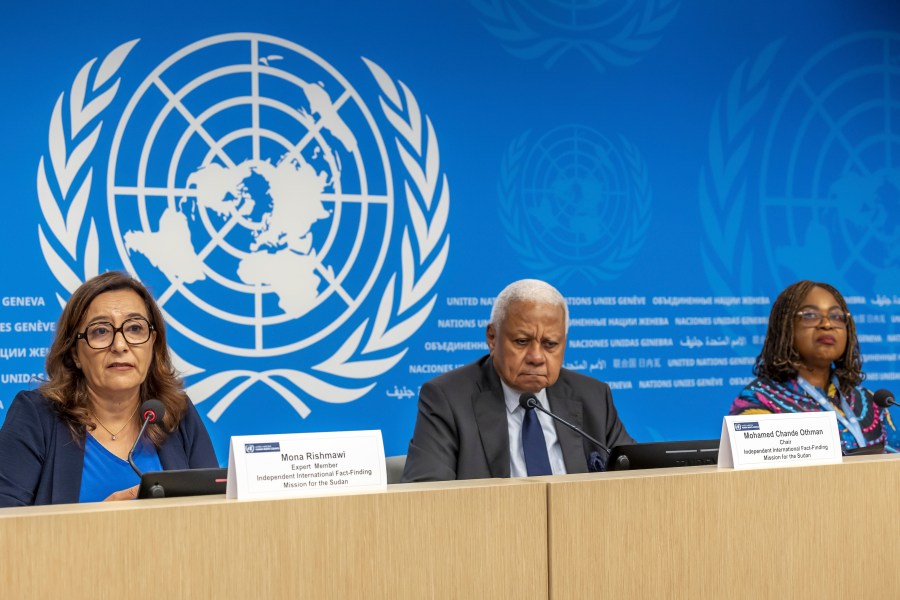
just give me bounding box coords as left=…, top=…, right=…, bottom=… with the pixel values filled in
left=759, top=33, right=900, bottom=295
left=499, top=125, right=651, bottom=282
left=107, top=34, right=393, bottom=357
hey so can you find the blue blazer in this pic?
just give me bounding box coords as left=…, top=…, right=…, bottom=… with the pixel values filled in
left=0, top=390, right=219, bottom=507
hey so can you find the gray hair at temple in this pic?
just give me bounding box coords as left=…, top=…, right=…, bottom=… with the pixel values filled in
left=489, top=279, right=569, bottom=333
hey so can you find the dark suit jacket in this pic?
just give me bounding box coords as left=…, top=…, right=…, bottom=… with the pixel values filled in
left=402, top=355, right=634, bottom=482
left=0, top=390, right=219, bottom=507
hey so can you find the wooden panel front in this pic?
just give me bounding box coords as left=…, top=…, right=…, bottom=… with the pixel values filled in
left=546, top=455, right=900, bottom=599
left=1, top=479, right=548, bottom=600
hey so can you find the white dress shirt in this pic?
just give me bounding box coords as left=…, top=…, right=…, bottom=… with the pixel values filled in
left=501, top=382, right=567, bottom=477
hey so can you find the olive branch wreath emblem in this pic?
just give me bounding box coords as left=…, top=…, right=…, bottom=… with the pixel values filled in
left=37, top=37, right=450, bottom=421
left=470, top=0, right=680, bottom=71
left=699, top=41, right=782, bottom=297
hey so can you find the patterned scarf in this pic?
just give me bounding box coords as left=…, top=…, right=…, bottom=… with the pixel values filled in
left=730, top=376, right=898, bottom=452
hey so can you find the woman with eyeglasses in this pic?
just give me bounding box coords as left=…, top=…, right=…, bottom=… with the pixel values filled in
left=730, top=280, right=898, bottom=454
left=0, top=272, right=217, bottom=506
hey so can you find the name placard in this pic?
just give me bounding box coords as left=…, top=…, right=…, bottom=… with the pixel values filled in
left=226, top=430, right=387, bottom=500
left=718, top=412, right=842, bottom=469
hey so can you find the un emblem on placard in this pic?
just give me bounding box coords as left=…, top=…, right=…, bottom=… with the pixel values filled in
left=36, top=33, right=450, bottom=419
left=498, top=126, right=651, bottom=282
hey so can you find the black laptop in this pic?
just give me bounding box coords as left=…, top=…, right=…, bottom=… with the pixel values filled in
left=608, top=439, right=720, bottom=471
left=843, top=441, right=884, bottom=456
left=137, top=468, right=228, bottom=499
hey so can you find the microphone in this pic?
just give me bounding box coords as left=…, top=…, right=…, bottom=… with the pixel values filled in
left=518, top=393, right=613, bottom=469
left=127, top=399, right=166, bottom=478
left=874, top=389, right=897, bottom=409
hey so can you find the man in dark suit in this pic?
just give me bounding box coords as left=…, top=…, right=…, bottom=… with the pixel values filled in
left=402, top=279, right=633, bottom=482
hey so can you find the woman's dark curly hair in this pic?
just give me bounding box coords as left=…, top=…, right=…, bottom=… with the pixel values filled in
left=39, top=271, right=188, bottom=446
left=753, top=280, right=863, bottom=395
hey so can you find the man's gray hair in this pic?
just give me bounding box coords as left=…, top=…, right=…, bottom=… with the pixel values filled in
left=489, top=279, right=568, bottom=333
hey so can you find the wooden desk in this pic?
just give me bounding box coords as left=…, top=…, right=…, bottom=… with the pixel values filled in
left=544, top=455, right=900, bottom=599
left=0, top=478, right=547, bottom=600
left=7, top=456, right=897, bottom=599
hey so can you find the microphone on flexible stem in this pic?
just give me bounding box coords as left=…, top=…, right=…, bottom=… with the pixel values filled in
left=518, top=393, right=613, bottom=470
left=127, top=399, right=166, bottom=478
left=873, top=389, right=897, bottom=409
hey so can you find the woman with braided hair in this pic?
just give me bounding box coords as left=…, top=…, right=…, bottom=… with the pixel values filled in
left=730, top=280, right=899, bottom=454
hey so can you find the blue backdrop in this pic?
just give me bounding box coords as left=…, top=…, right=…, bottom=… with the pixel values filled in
left=2, top=0, right=899, bottom=464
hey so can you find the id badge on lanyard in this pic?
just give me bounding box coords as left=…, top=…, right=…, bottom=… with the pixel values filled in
left=798, top=376, right=867, bottom=449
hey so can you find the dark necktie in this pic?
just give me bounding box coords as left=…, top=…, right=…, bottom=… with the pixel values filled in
left=522, top=405, right=552, bottom=476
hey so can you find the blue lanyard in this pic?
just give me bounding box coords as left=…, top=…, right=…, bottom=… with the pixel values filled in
left=798, top=376, right=867, bottom=449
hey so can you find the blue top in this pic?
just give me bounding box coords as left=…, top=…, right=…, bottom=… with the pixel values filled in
left=79, top=435, right=163, bottom=503
left=0, top=390, right=219, bottom=507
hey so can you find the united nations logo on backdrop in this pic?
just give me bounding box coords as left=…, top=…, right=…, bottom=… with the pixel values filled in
left=498, top=126, right=651, bottom=282
left=759, top=33, right=900, bottom=294
left=470, top=0, right=679, bottom=71
left=700, top=32, right=900, bottom=296
left=36, top=34, right=450, bottom=420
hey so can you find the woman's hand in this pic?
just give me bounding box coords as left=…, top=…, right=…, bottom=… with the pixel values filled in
left=103, top=484, right=139, bottom=501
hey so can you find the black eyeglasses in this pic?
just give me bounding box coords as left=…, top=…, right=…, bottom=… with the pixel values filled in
left=795, top=310, right=850, bottom=329
left=75, top=317, right=155, bottom=349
